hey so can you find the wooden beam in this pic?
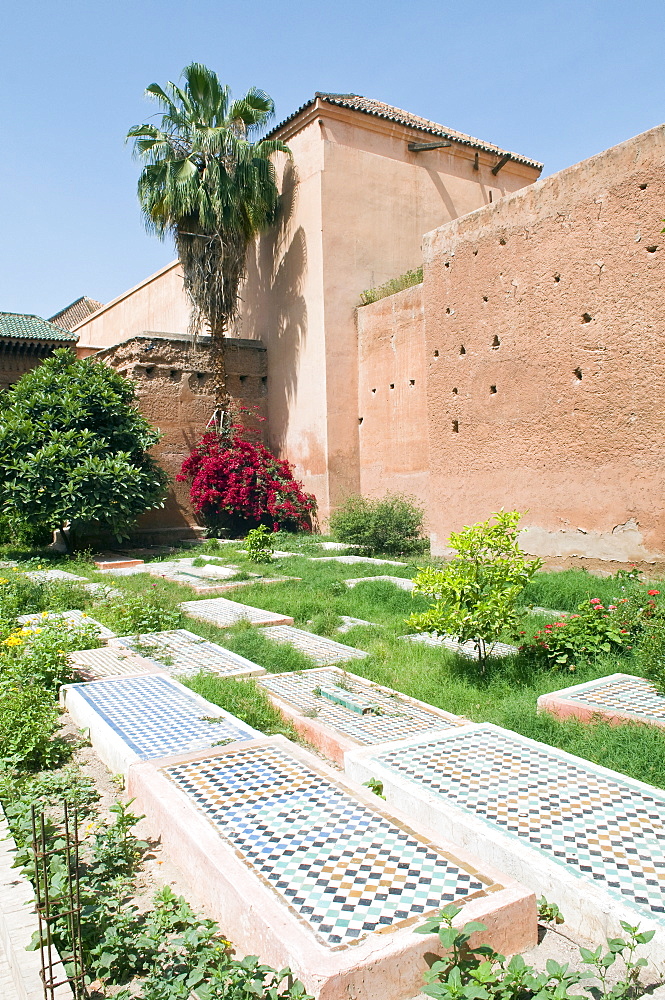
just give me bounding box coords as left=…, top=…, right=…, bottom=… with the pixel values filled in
left=407, top=141, right=452, bottom=152
left=491, top=153, right=511, bottom=175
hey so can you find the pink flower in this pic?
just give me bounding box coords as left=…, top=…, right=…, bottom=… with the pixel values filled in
left=590, top=598, right=601, bottom=604
left=608, top=605, right=617, bottom=611
left=648, top=590, right=660, bottom=596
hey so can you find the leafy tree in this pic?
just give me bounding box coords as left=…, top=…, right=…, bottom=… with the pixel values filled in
left=408, top=511, right=542, bottom=673
left=127, top=63, right=289, bottom=400
left=0, top=350, right=169, bottom=549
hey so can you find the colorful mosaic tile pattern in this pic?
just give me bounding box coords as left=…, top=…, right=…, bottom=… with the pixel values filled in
left=68, top=647, right=157, bottom=680
left=371, top=726, right=665, bottom=921
left=164, top=744, right=500, bottom=947
left=17, top=610, right=116, bottom=640
left=181, top=597, right=293, bottom=628
left=344, top=576, right=414, bottom=591
left=258, top=668, right=465, bottom=745
left=111, top=629, right=264, bottom=678
left=70, top=675, right=256, bottom=759
left=261, top=627, right=368, bottom=666
left=402, top=633, right=518, bottom=658
left=543, top=673, right=665, bottom=724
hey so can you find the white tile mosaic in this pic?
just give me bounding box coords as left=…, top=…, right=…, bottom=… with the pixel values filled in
left=261, top=627, right=369, bottom=666
left=24, top=569, right=87, bottom=583
left=402, top=633, right=518, bottom=658
left=345, top=576, right=415, bottom=591
left=68, top=647, right=157, bottom=680
left=337, top=616, right=378, bottom=634
left=181, top=597, right=293, bottom=628
left=110, top=629, right=265, bottom=678
left=312, top=555, right=407, bottom=566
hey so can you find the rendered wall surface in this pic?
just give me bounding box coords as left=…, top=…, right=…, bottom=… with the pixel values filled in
left=356, top=283, right=429, bottom=508
left=423, top=123, right=665, bottom=560
left=74, top=262, right=190, bottom=351
left=93, top=336, right=267, bottom=539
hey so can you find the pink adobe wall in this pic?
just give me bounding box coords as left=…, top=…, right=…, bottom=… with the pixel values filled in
left=356, top=283, right=429, bottom=510
left=423, top=122, right=665, bottom=562
left=73, top=261, right=190, bottom=351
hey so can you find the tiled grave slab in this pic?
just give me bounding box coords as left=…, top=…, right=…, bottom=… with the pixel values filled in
left=337, top=616, right=378, bottom=634
left=538, top=672, right=665, bottom=730
left=82, top=582, right=123, bottom=599
left=318, top=541, right=359, bottom=551
left=529, top=606, right=568, bottom=617
left=402, top=633, right=518, bottom=658
left=109, top=629, right=265, bottom=679
left=346, top=724, right=665, bottom=960
left=312, top=555, right=407, bottom=566
left=94, top=557, right=144, bottom=570
left=24, top=569, right=87, bottom=583
left=257, top=667, right=468, bottom=764
left=181, top=597, right=293, bottom=628
left=68, top=646, right=159, bottom=681
left=61, top=674, right=260, bottom=774
left=17, top=609, right=116, bottom=641
left=239, top=549, right=303, bottom=558
left=261, top=626, right=369, bottom=667
left=128, top=736, right=536, bottom=1000
left=146, top=559, right=240, bottom=580
left=99, top=564, right=149, bottom=576
left=345, top=575, right=414, bottom=591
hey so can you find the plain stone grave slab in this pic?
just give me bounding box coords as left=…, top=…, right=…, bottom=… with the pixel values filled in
left=181, top=597, right=293, bottom=628
left=147, top=559, right=240, bottom=580
left=311, top=555, right=407, bottom=566
left=238, top=549, right=303, bottom=558
left=17, top=609, right=116, bottom=641
left=109, top=629, right=265, bottom=679
left=346, top=723, right=665, bottom=961
left=128, top=736, right=536, bottom=1000
left=345, top=575, right=415, bottom=591
left=402, top=633, right=518, bottom=658
left=257, top=667, right=468, bottom=764
left=94, top=557, right=144, bottom=570
left=24, top=569, right=87, bottom=583
left=68, top=647, right=159, bottom=681
left=99, top=564, right=150, bottom=576
left=538, top=672, right=665, bottom=730
left=317, top=541, right=360, bottom=551
left=337, top=616, right=378, bottom=633
left=261, top=626, right=369, bottom=666
left=61, top=673, right=260, bottom=775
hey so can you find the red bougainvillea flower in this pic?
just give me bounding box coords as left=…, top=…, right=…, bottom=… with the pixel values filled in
left=648, top=590, right=661, bottom=596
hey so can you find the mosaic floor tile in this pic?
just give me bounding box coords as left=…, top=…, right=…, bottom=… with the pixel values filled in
left=258, top=667, right=466, bottom=747
left=163, top=743, right=501, bottom=948
left=402, top=633, right=518, bottom=658
left=110, top=629, right=264, bottom=678
left=68, top=647, right=157, bottom=680
left=345, top=576, right=414, bottom=591
left=312, top=555, right=407, bottom=566
left=261, top=627, right=369, bottom=666
left=17, top=610, right=116, bottom=640
left=181, top=597, right=293, bottom=628
left=357, top=725, right=665, bottom=925
left=538, top=672, right=665, bottom=729
left=24, top=569, right=87, bottom=583
left=337, top=616, right=378, bottom=634
left=68, top=674, right=257, bottom=760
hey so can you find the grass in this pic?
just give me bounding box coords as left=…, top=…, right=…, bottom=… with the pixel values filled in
left=182, top=673, right=299, bottom=741
left=3, top=536, right=665, bottom=789
left=359, top=266, right=423, bottom=306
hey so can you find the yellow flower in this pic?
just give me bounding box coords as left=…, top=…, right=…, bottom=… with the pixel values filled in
left=2, top=636, right=22, bottom=647
left=19, top=628, right=33, bottom=635
left=0, top=579, right=8, bottom=585
left=41, top=612, right=49, bottom=618
left=57, top=649, right=65, bottom=654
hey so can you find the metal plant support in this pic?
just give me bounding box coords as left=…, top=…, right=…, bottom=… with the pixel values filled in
left=30, top=801, right=87, bottom=999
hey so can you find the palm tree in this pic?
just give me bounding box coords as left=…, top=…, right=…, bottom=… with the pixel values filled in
left=127, top=63, right=290, bottom=401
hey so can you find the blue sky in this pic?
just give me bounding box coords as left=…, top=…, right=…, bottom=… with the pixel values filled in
left=2, top=0, right=664, bottom=319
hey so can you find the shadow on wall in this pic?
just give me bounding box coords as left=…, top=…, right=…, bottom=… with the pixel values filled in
left=243, top=159, right=307, bottom=455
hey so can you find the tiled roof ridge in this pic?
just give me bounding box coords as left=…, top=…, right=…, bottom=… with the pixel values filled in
left=268, top=92, right=542, bottom=170
left=49, top=295, right=104, bottom=330
left=0, top=311, right=78, bottom=342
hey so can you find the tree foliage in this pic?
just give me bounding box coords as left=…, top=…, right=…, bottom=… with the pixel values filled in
left=127, top=63, right=290, bottom=397
left=408, top=511, right=542, bottom=672
left=0, top=350, right=169, bottom=545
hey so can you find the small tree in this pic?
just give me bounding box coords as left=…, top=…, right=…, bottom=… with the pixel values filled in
left=408, top=511, right=542, bottom=672
left=0, top=350, right=169, bottom=549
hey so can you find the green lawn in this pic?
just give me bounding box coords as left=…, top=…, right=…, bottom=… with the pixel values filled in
left=3, top=536, right=665, bottom=788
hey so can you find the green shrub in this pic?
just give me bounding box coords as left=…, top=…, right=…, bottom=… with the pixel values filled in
left=409, top=511, right=541, bottom=672
left=0, top=684, right=69, bottom=770
left=245, top=524, right=275, bottom=563
left=1, top=618, right=101, bottom=689
left=97, top=593, right=183, bottom=635
left=330, top=493, right=425, bottom=555
left=638, top=618, right=665, bottom=695
left=520, top=598, right=631, bottom=671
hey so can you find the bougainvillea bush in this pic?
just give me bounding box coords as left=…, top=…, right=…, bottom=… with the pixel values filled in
left=178, top=429, right=317, bottom=534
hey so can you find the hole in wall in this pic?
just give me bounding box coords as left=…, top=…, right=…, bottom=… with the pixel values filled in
left=646, top=245, right=658, bottom=253
left=358, top=417, right=363, bottom=425
left=574, top=367, right=583, bottom=380
left=371, top=387, right=377, bottom=393
left=261, top=376, right=267, bottom=384
left=473, top=249, right=478, bottom=256
left=499, top=237, right=506, bottom=245
left=459, top=345, right=466, bottom=355
left=490, top=385, right=497, bottom=394
left=452, top=420, right=459, bottom=433
left=389, top=383, right=394, bottom=389
left=491, top=335, right=500, bottom=349
left=489, top=191, right=493, bottom=203
left=554, top=273, right=561, bottom=283
left=169, top=369, right=179, bottom=379
left=639, top=183, right=648, bottom=190
left=433, top=350, right=439, bottom=358
left=446, top=307, right=452, bottom=314
left=145, top=365, right=155, bottom=376
left=581, top=313, right=592, bottom=323
left=196, top=371, right=206, bottom=380
left=409, top=379, right=415, bottom=386
left=239, top=374, right=247, bottom=383
left=445, top=261, right=450, bottom=268
left=452, top=387, right=458, bottom=395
